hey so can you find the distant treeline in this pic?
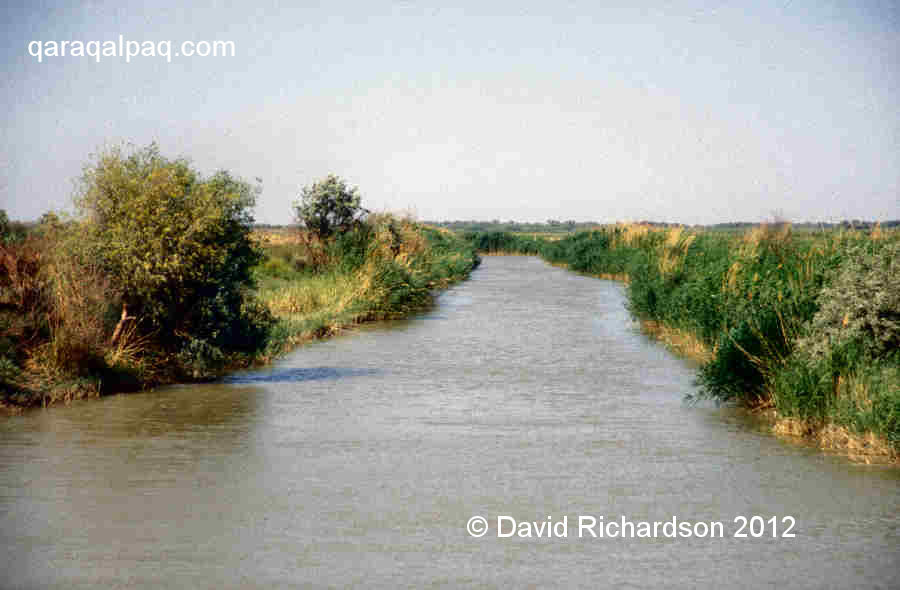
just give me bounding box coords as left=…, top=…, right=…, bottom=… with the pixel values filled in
left=11, top=218, right=900, bottom=233
left=463, top=224, right=900, bottom=459
left=423, top=219, right=900, bottom=234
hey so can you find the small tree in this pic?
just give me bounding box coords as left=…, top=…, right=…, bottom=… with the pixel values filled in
left=293, top=174, right=368, bottom=239
left=0, top=210, right=27, bottom=245
left=798, top=240, right=900, bottom=362
left=0, top=210, right=9, bottom=241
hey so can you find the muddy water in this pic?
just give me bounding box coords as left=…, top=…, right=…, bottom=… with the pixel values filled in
left=1, top=256, right=897, bottom=588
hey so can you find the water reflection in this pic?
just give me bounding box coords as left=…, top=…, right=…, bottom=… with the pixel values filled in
left=225, top=366, right=380, bottom=384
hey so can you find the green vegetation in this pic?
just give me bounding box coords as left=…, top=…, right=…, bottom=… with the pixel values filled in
left=462, top=231, right=544, bottom=254
left=0, top=210, right=29, bottom=245
left=430, top=218, right=900, bottom=234
left=432, top=219, right=602, bottom=234
left=0, top=145, right=478, bottom=412
left=74, top=144, right=271, bottom=377
left=465, top=224, right=900, bottom=457
left=254, top=215, right=479, bottom=361
left=293, top=174, right=369, bottom=239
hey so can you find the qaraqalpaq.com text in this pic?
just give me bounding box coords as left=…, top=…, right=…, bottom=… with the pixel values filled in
left=27, top=36, right=235, bottom=63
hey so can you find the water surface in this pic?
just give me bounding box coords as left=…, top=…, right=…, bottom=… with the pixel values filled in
left=1, top=256, right=897, bottom=588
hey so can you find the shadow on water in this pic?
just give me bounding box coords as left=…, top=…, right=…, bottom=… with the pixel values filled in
left=224, top=366, right=380, bottom=384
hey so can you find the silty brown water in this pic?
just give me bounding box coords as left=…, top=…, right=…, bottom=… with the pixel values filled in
left=1, top=256, right=898, bottom=588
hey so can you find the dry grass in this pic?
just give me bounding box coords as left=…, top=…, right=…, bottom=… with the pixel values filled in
left=252, top=228, right=304, bottom=246
left=773, top=417, right=898, bottom=465
left=369, top=213, right=427, bottom=262
left=592, top=272, right=630, bottom=282
left=639, top=319, right=713, bottom=364
left=38, top=254, right=114, bottom=374
left=658, top=227, right=696, bottom=277
left=260, top=272, right=359, bottom=318
left=258, top=215, right=442, bottom=323
left=613, top=222, right=651, bottom=247
left=103, top=320, right=157, bottom=378
left=740, top=221, right=792, bottom=251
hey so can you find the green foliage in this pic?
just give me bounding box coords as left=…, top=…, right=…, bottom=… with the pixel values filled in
left=624, top=251, right=662, bottom=317
left=698, top=315, right=780, bottom=404
left=255, top=242, right=308, bottom=280
left=766, top=239, right=900, bottom=443
left=293, top=174, right=368, bottom=239
left=798, top=240, right=900, bottom=362
left=0, top=355, right=19, bottom=385
left=258, top=255, right=299, bottom=281
left=0, top=210, right=28, bottom=245
left=463, top=231, right=542, bottom=254
left=176, top=336, right=226, bottom=379
left=327, top=224, right=375, bottom=272
left=254, top=216, right=479, bottom=360
left=75, top=143, right=270, bottom=368
left=832, top=362, right=900, bottom=446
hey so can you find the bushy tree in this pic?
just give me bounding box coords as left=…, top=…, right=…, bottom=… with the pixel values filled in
left=798, top=240, right=900, bottom=362
left=75, top=144, right=269, bottom=362
left=293, top=174, right=368, bottom=239
left=0, top=210, right=28, bottom=245
left=0, top=210, right=9, bottom=241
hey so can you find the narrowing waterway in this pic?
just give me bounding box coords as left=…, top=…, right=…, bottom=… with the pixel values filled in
left=1, top=256, right=897, bottom=588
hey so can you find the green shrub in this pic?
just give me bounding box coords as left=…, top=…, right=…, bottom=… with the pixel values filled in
left=176, top=336, right=226, bottom=379
left=463, top=231, right=541, bottom=254
left=328, top=224, right=374, bottom=272
left=75, top=143, right=268, bottom=361
left=797, top=240, right=900, bottom=363
left=625, top=251, right=662, bottom=317
left=831, top=361, right=900, bottom=446
left=769, top=354, right=832, bottom=417
left=293, top=174, right=368, bottom=240
left=0, top=355, right=19, bottom=385
left=0, top=210, right=28, bottom=245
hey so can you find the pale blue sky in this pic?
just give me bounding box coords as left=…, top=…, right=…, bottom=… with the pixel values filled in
left=2, top=1, right=898, bottom=224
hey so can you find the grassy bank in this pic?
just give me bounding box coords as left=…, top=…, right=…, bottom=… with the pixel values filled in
left=465, top=224, right=900, bottom=461
left=0, top=214, right=477, bottom=413
left=252, top=215, right=479, bottom=360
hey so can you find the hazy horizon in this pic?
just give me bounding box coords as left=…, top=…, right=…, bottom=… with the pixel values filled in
left=2, top=1, right=898, bottom=225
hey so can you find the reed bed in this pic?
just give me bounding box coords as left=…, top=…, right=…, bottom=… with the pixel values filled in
left=254, top=216, right=479, bottom=360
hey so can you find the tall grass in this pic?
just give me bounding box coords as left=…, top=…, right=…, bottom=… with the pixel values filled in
left=253, top=214, right=479, bottom=360
left=0, top=229, right=159, bottom=405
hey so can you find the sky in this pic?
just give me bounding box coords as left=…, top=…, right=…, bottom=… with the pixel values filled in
left=1, top=0, right=898, bottom=225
